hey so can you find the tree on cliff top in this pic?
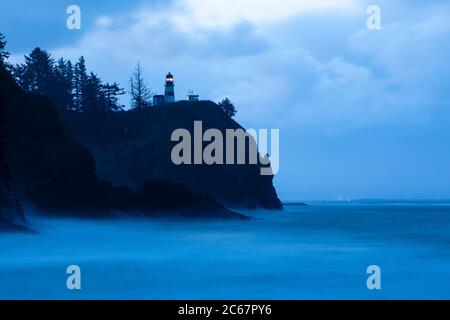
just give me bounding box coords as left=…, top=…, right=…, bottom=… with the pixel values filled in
left=0, top=32, right=9, bottom=65
left=15, top=48, right=57, bottom=98
left=129, top=62, right=152, bottom=110
left=218, top=98, right=237, bottom=118
left=103, top=82, right=125, bottom=111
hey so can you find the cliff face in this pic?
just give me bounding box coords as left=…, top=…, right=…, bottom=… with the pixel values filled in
left=0, top=65, right=242, bottom=219
left=0, top=66, right=26, bottom=230
left=62, top=101, right=282, bottom=209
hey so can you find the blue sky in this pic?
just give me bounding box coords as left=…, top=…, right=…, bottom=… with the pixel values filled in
left=2, top=0, right=450, bottom=200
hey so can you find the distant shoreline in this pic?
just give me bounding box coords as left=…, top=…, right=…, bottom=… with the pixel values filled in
left=283, top=199, right=450, bottom=206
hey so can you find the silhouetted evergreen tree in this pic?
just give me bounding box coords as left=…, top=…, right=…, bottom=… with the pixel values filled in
left=15, top=47, right=56, bottom=98
left=53, top=58, right=74, bottom=111
left=219, top=98, right=237, bottom=118
left=0, top=32, right=9, bottom=65
left=129, top=62, right=152, bottom=110
left=73, top=56, right=88, bottom=111
left=0, top=33, right=14, bottom=75
left=103, top=82, right=125, bottom=111
left=83, top=72, right=105, bottom=112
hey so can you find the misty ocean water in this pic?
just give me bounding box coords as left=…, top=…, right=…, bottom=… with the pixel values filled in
left=1, top=201, right=450, bottom=299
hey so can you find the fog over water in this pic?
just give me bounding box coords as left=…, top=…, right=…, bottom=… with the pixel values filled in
left=1, top=201, right=450, bottom=299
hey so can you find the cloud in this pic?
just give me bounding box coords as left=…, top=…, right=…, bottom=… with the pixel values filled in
left=96, top=16, right=113, bottom=28
left=10, top=0, right=450, bottom=133
left=169, top=0, right=360, bottom=33
left=346, top=2, right=450, bottom=119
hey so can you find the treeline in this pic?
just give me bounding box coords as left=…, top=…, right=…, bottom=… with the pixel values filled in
left=1, top=32, right=156, bottom=112
left=9, top=47, right=124, bottom=112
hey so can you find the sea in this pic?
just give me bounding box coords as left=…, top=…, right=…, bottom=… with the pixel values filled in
left=1, top=200, right=450, bottom=299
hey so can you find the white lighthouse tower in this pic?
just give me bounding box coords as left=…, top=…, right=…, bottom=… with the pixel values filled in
left=164, top=72, right=175, bottom=103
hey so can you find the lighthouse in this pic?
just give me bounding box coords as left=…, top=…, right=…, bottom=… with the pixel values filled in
left=154, top=72, right=196, bottom=106
left=164, top=72, right=175, bottom=103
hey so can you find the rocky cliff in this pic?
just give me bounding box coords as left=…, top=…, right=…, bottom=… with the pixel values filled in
left=62, top=101, right=282, bottom=209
